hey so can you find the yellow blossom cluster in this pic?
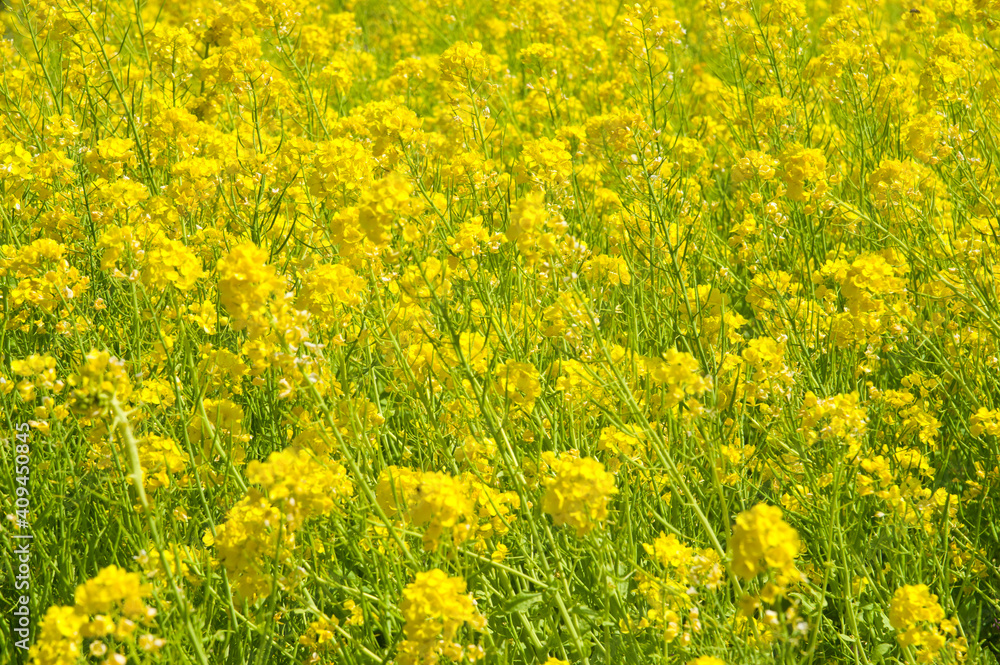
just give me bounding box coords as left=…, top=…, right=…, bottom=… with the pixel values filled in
left=542, top=453, right=617, bottom=536
left=396, top=569, right=487, bottom=665
left=30, top=566, right=163, bottom=665
left=730, top=503, right=801, bottom=583
left=3, top=0, right=1000, bottom=660
left=889, top=585, right=967, bottom=662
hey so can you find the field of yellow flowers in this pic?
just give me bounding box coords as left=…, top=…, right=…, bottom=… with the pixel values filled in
left=2, top=0, right=1000, bottom=662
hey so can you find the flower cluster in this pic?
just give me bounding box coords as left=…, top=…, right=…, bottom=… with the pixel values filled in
left=542, top=453, right=617, bottom=536
left=396, top=570, right=487, bottom=665
left=67, top=351, right=133, bottom=417
left=376, top=466, right=520, bottom=549
left=730, top=504, right=801, bottom=584
left=30, top=566, right=162, bottom=665
left=246, top=447, right=353, bottom=527
left=889, top=585, right=966, bottom=662
left=3, top=0, right=999, bottom=660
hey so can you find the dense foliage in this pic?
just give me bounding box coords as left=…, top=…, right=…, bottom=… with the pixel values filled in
left=2, top=0, right=1000, bottom=663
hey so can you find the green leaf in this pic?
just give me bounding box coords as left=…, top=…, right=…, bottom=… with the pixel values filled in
left=498, top=592, right=544, bottom=615
left=874, top=643, right=893, bottom=659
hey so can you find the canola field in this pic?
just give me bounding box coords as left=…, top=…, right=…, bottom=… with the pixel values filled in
left=1, top=0, right=1000, bottom=663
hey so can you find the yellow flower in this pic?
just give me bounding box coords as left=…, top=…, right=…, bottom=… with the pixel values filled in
left=797, top=391, right=868, bottom=451
left=134, top=435, right=187, bottom=491
left=779, top=143, right=828, bottom=202
left=299, top=614, right=340, bottom=650
left=357, top=173, right=414, bottom=246
left=67, top=351, right=133, bottom=416
left=397, top=570, right=486, bottom=665
left=733, top=150, right=779, bottom=183
left=517, top=137, right=573, bottom=186
left=296, top=263, right=366, bottom=328
left=598, top=426, right=647, bottom=471
left=84, top=137, right=136, bottom=179
left=187, top=397, right=250, bottom=461
left=542, top=454, right=617, bottom=536
left=246, top=448, right=353, bottom=527
left=74, top=565, right=152, bottom=621
left=216, top=243, right=286, bottom=332
left=582, top=254, right=632, bottom=286
left=28, top=605, right=86, bottom=665
left=439, top=41, right=489, bottom=83
left=889, top=585, right=945, bottom=630
left=208, top=492, right=293, bottom=600
left=493, top=360, right=542, bottom=415
left=376, top=466, right=475, bottom=549
left=505, top=193, right=567, bottom=267
left=730, top=503, right=800, bottom=581
left=889, top=585, right=965, bottom=661
left=642, top=348, right=711, bottom=409
left=141, top=238, right=205, bottom=292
